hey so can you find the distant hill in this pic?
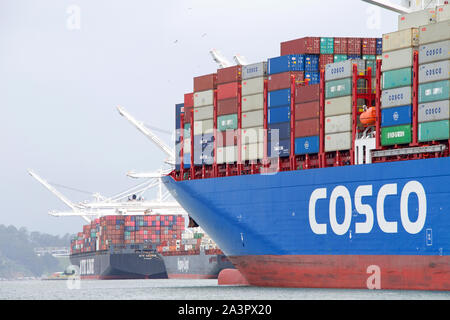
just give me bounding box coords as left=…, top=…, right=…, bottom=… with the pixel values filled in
left=0, top=225, right=73, bottom=279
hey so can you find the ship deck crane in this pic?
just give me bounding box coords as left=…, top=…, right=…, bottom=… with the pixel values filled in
left=361, top=0, right=445, bottom=13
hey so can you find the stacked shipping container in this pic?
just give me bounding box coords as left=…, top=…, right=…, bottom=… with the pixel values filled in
left=380, top=28, right=419, bottom=146
left=418, top=21, right=450, bottom=142
left=294, top=84, right=320, bottom=154
left=216, top=66, right=241, bottom=164
left=241, top=62, right=267, bottom=162
left=193, top=74, right=217, bottom=165
left=70, top=215, right=188, bottom=254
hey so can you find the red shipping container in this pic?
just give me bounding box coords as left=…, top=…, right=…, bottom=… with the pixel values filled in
left=362, top=38, right=377, bottom=55
left=295, top=118, right=320, bottom=138
left=217, top=130, right=237, bottom=147
left=268, top=71, right=304, bottom=92
left=347, top=38, right=362, bottom=55
left=217, top=65, right=242, bottom=85
left=194, top=73, right=217, bottom=92
left=295, top=101, right=320, bottom=120
left=334, top=37, right=348, bottom=54
left=280, top=37, right=321, bottom=55
left=218, top=82, right=239, bottom=100
left=295, top=84, right=320, bottom=104
left=184, top=106, right=193, bottom=123
left=319, top=54, right=334, bottom=71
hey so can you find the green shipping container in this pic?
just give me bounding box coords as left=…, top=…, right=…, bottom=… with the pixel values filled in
left=418, top=80, right=450, bottom=104
left=365, top=59, right=377, bottom=77
left=363, top=55, right=376, bottom=60
left=217, top=114, right=238, bottom=131
left=325, top=78, right=352, bottom=99
left=382, top=67, right=412, bottom=90
left=334, top=54, right=347, bottom=63
left=381, top=124, right=412, bottom=146
left=419, top=120, right=450, bottom=142
left=321, top=37, right=334, bottom=54
left=184, top=124, right=191, bottom=139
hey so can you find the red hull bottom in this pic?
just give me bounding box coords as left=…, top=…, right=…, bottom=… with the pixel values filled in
left=168, top=274, right=217, bottom=279
left=229, top=255, right=450, bottom=291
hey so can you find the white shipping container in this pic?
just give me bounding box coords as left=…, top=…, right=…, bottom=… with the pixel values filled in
left=242, top=62, right=267, bottom=80
left=398, top=9, right=436, bottom=31
left=382, top=28, right=419, bottom=52
left=419, top=60, right=450, bottom=83
left=241, top=127, right=264, bottom=144
left=217, top=146, right=237, bottom=164
left=193, top=105, right=214, bottom=121
left=325, top=114, right=352, bottom=134
left=194, top=119, right=214, bottom=136
left=194, top=90, right=214, bottom=107
left=242, top=110, right=264, bottom=128
left=381, top=47, right=417, bottom=72
left=325, top=59, right=366, bottom=81
left=184, top=138, right=191, bottom=154
left=418, top=100, right=450, bottom=122
left=419, top=40, right=450, bottom=64
left=325, top=96, right=352, bottom=116
left=325, top=132, right=352, bottom=152
left=242, top=77, right=265, bottom=96
left=242, top=93, right=264, bottom=112
left=242, top=142, right=264, bottom=161
left=437, top=4, right=450, bottom=22
left=381, top=86, right=413, bottom=108
left=419, top=20, right=450, bottom=44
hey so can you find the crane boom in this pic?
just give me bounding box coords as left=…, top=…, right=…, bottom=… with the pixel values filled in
left=28, top=169, right=91, bottom=222
left=117, top=106, right=175, bottom=163
left=361, top=0, right=445, bottom=13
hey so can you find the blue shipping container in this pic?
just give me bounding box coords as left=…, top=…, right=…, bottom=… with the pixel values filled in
left=348, top=55, right=362, bottom=60
left=381, top=105, right=412, bottom=128
left=305, top=55, right=320, bottom=72
left=268, top=106, right=291, bottom=124
left=268, top=122, right=291, bottom=141
left=376, top=38, right=383, bottom=55
left=305, top=72, right=320, bottom=85
left=268, top=55, right=305, bottom=75
left=295, top=136, right=320, bottom=155
left=269, top=139, right=291, bottom=158
left=175, top=103, right=184, bottom=130
left=268, top=89, right=291, bottom=108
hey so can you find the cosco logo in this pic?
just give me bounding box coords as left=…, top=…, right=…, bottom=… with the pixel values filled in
left=426, top=48, right=443, bottom=56
left=247, top=67, right=259, bottom=74
left=425, top=107, right=441, bottom=115
left=388, top=93, right=404, bottom=101
left=308, top=181, right=427, bottom=236
left=425, top=68, right=442, bottom=76
left=330, top=67, right=345, bottom=74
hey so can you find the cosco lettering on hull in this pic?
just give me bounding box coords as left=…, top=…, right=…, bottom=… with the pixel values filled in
left=309, top=181, right=427, bottom=235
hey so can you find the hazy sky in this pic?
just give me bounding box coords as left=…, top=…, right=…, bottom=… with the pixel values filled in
left=0, top=0, right=398, bottom=235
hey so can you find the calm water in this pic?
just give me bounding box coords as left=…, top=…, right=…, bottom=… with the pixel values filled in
left=0, top=279, right=449, bottom=300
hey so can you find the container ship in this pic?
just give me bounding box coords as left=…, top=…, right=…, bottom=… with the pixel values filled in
left=70, top=215, right=233, bottom=279
left=165, top=5, right=450, bottom=290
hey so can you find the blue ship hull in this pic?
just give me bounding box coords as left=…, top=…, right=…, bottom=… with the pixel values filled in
left=163, top=157, right=450, bottom=290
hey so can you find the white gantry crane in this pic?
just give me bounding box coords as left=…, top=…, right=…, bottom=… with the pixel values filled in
left=28, top=169, right=187, bottom=222
left=361, top=0, right=445, bottom=13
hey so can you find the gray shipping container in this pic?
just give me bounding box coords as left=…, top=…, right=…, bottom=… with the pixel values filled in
left=242, top=110, right=264, bottom=129
left=419, top=20, right=450, bottom=45
left=242, top=127, right=264, bottom=144
left=419, top=40, right=450, bottom=64
left=242, top=62, right=267, bottom=80
left=242, top=77, right=265, bottom=96
left=398, top=9, right=436, bottom=31
left=193, top=105, right=214, bottom=121
left=325, top=114, right=352, bottom=134
left=418, top=100, right=450, bottom=123
left=437, top=4, right=450, bottom=22
left=325, top=132, right=352, bottom=152
left=419, top=60, right=450, bottom=83
left=381, top=47, right=417, bottom=72
left=381, top=86, right=413, bottom=108
left=325, top=59, right=366, bottom=81
left=217, top=146, right=237, bottom=164
left=242, top=93, right=264, bottom=112
left=383, top=28, right=419, bottom=52
left=325, top=96, right=352, bottom=117
left=242, top=142, right=264, bottom=161
left=194, top=90, right=214, bottom=107
left=194, top=119, right=214, bottom=136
